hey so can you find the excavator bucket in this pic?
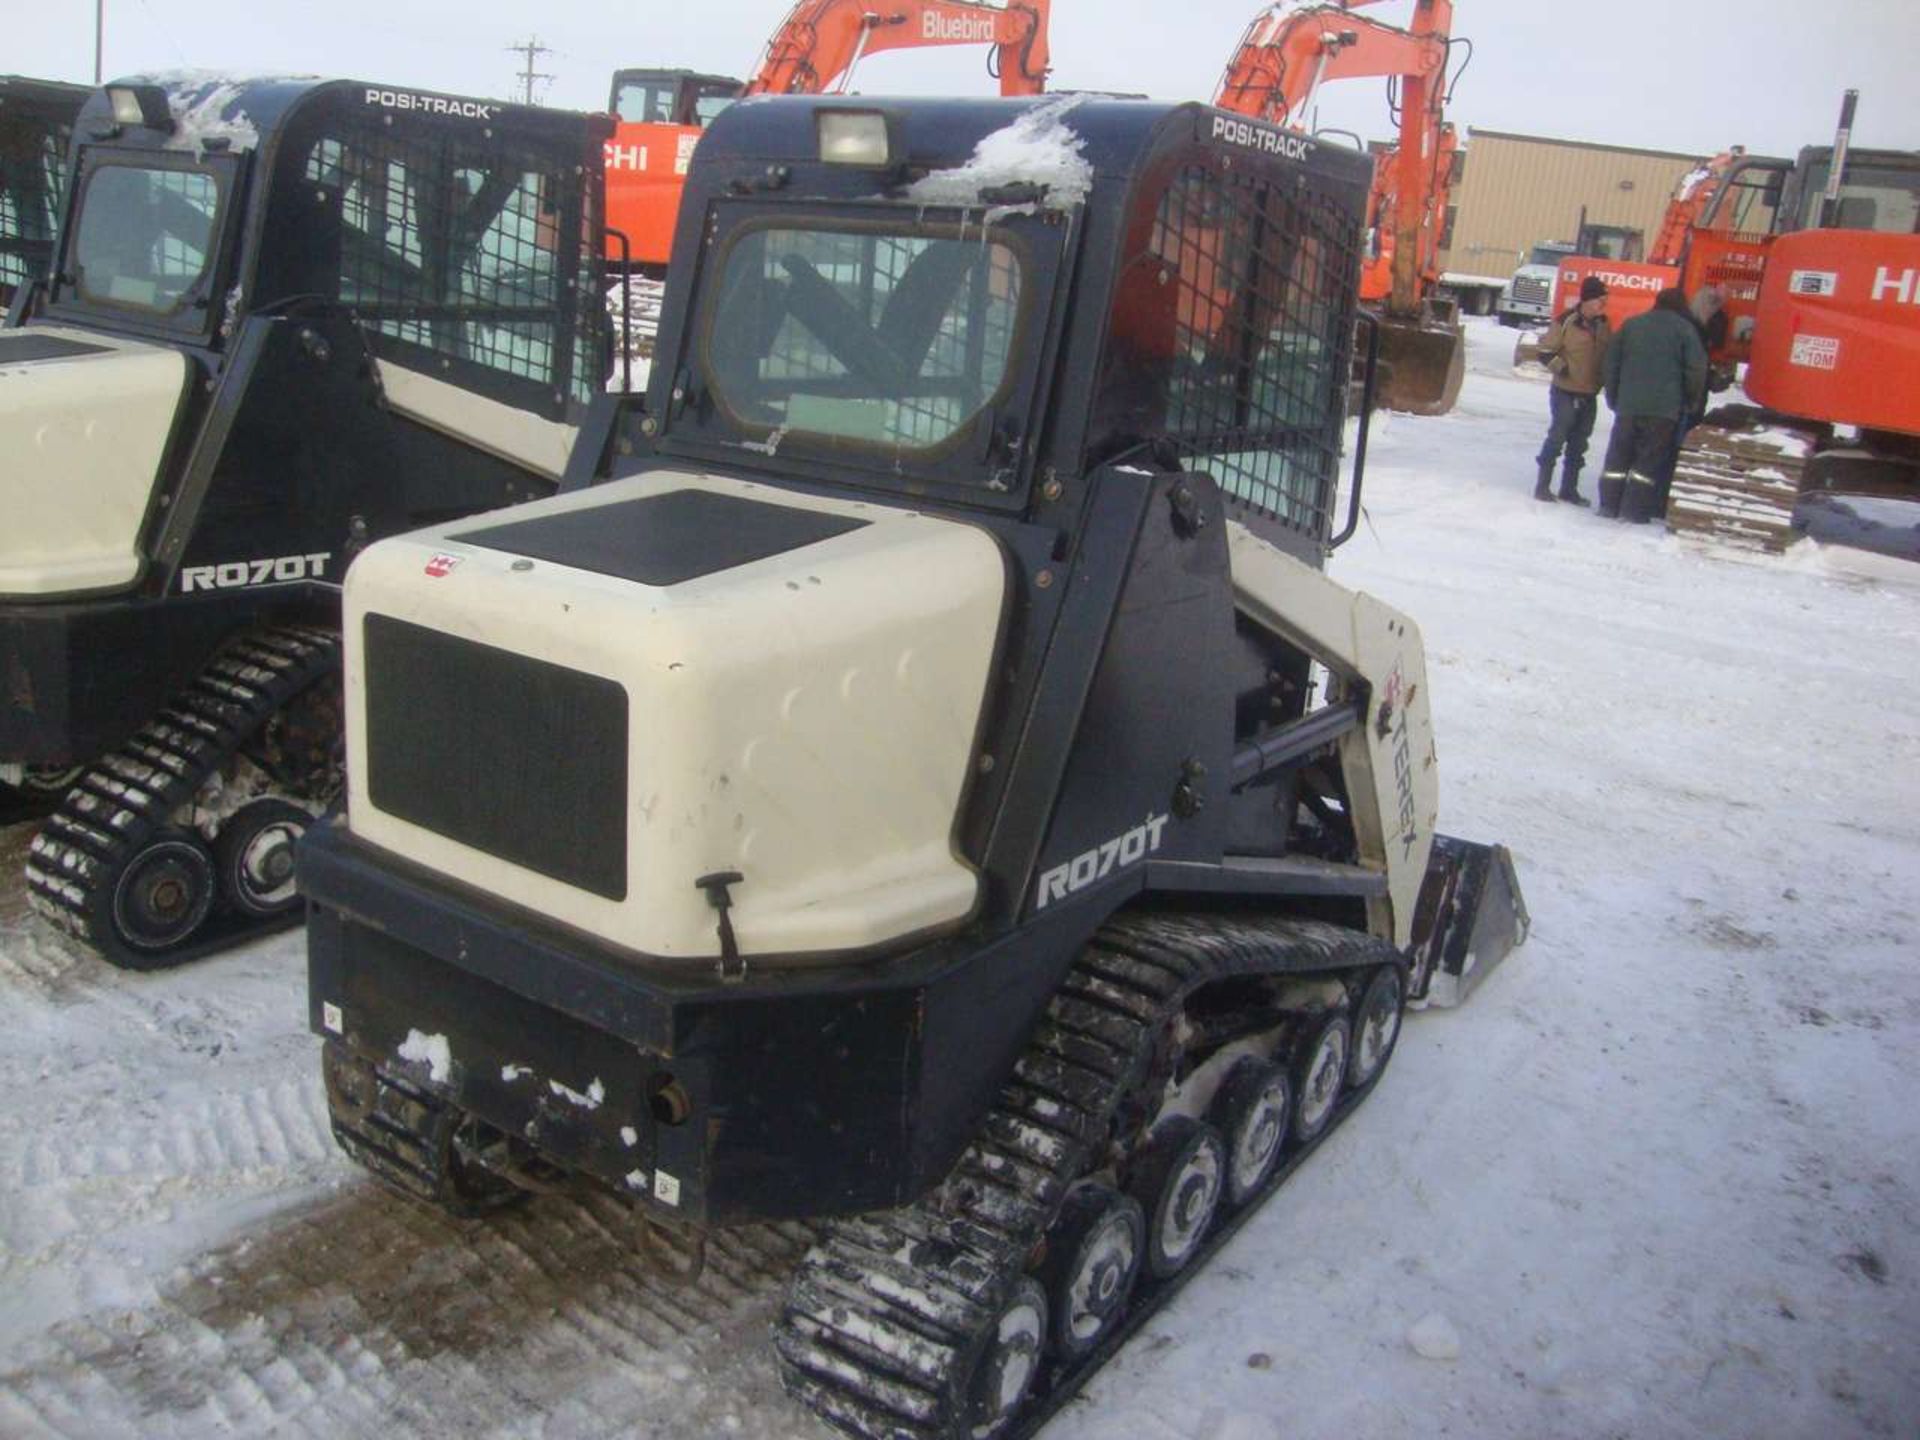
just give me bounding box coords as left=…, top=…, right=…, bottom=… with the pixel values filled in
left=1405, top=834, right=1530, bottom=1008
left=1374, top=312, right=1467, bottom=416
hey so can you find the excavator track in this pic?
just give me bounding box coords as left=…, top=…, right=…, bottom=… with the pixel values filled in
left=25, top=625, right=341, bottom=970
left=776, top=911, right=1405, bottom=1440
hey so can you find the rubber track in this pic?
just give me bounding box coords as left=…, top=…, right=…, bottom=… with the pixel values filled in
left=775, top=911, right=1402, bottom=1440
left=322, top=1040, right=522, bottom=1219
left=23, top=625, right=340, bottom=969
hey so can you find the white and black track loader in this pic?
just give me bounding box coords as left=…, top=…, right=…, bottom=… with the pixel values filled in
left=0, top=75, right=617, bottom=965
left=0, top=75, right=88, bottom=313
left=301, top=96, right=1528, bottom=1440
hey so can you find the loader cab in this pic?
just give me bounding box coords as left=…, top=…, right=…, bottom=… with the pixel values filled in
left=0, top=74, right=611, bottom=771
left=647, top=97, right=1371, bottom=555
left=0, top=75, right=88, bottom=312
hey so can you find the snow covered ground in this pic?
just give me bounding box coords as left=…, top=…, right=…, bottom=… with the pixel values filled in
left=3, top=318, right=1916, bottom=1438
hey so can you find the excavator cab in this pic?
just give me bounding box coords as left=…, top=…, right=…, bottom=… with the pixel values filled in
left=604, top=69, right=743, bottom=271
left=0, top=75, right=87, bottom=313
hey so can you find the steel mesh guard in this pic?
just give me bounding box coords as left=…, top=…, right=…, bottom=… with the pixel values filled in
left=0, top=117, right=73, bottom=297
left=1106, top=159, right=1361, bottom=543
left=299, top=119, right=603, bottom=411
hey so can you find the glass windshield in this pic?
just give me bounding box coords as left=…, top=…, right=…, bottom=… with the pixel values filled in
left=72, top=163, right=220, bottom=314
left=1796, top=160, right=1920, bottom=234
left=1527, top=244, right=1571, bottom=266
left=613, top=79, right=677, bottom=125
left=692, top=85, right=737, bottom=127
left=702, top=224, right=1025, bottom=459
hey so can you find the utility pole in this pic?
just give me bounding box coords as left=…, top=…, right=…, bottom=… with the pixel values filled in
left=507, top=36, right=553, bottom=107
left=95, top=0, right=105, bottom=83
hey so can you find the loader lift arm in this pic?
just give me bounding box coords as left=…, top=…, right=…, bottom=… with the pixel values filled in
left=746, top=0, right=1052, bottom=97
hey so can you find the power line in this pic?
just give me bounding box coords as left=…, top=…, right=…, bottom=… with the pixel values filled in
left=507, top=35, right=554, bottom=107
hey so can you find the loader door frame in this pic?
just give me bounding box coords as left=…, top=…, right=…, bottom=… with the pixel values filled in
left=46, top=146, right=246, bottom=348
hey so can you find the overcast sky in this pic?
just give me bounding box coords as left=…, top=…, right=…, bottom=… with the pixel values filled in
left=13, top=0, right=1918, bottom=158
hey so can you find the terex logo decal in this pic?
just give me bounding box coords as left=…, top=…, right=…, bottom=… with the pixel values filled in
left=180, top=553, right=331, bottom=593
left=364, top=88, right=497, bottom=121
left=1210, top=115, right=1315, bottom=163
left=1379, top=661, right=1419, bottom=860
left=1034, top=814, right=1170, bottom=910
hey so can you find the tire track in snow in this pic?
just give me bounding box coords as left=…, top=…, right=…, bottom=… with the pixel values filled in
left=6, top=1073, right=333, bottom=1191
left=1, top=1179, right=826, bottom=1439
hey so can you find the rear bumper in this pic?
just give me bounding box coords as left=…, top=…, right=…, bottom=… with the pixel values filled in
left=0, top=593, right=267, bottom=765
left=299, top=819, right=1092, bottom=1225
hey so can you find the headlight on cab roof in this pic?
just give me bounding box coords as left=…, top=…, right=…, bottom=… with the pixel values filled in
left=816, top=109, right=895, bottom=167
left=106, top=84, right=173, bottom=132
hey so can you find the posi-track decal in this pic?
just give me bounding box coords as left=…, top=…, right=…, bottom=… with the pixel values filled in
left=363, top=89, right=498, bottom=121
left=179, top=552, right=331, bottom=592
left=1210, top=115, right=1315, bottom=163
left=1034, top=813, right=1170, bottom=910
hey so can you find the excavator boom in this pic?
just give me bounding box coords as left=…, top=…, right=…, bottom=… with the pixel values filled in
left=747, top=0, right=1051, bottom=97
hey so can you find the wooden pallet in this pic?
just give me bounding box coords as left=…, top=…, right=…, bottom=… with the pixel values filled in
left=1667, top=423, right=1814, bottom=553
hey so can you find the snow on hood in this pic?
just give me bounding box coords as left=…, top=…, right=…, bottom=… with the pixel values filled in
left=902, top=96, right=1093, bottom=212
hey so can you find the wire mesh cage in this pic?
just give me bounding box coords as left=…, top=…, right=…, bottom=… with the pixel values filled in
left=297, top=116, right=603, bottom=412
left=1106, top=158, right=1362, bottom=543
left=0, top=113, right=74, bottom=301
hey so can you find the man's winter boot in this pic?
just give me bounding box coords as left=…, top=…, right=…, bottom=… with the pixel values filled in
left=1622, top=474, right=1660, bottom=524
left=1557, top=464, right=1591, bottom=507
left=1533, top=460, right=1557, bottom=502
left=1598, top=472, right=1626, bottom=518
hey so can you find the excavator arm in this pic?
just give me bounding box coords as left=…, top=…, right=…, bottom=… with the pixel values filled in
left=1213, top=0, right=1465, bottom=414
left=747, top=0, right=1051, bottom=97
left=1214, top=1, right=1452, bottom=315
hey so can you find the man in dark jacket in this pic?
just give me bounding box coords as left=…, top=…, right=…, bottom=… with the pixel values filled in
left=1532, top=275, right=1611, bottom=504
left=1600, top=288, right=1709, bottom=522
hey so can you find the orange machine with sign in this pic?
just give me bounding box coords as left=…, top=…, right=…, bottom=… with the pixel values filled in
left=1213, top=0, right=1468, bottom=415
left=1654, top=95, right=1920, bottom=557
left=604, top=0, right=1051, bottom=273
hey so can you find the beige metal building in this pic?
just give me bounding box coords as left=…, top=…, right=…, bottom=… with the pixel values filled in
left=1438, top=128, right=1704, bottom=285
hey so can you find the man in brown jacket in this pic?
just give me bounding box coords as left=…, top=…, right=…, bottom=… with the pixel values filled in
left=1532, top=276, right=1611, bottom=505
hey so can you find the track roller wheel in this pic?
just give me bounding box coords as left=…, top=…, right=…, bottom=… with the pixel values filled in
left=1128, top=1116, right=1226, bottom=1280
left=215, top=798, right=313, bottom=919
left=1347, top=966, right=1404, bottom=1091
left=1290, top=1013, right=1351, bottom=1145
left=1038, top=1184, right=1144, bottom=1363
left=958, top=1276, right=1048, bottom=1439
left=1209, top=1058, right=1292, bottom=1208
left=100, top=830, right=218, bottom=967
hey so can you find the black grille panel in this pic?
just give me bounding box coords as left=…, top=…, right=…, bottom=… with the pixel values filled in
left=364, top=614, right=628, bottom=900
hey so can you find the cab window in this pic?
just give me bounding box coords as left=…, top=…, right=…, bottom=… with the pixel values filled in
left=71, top=164, right=221, bottom=314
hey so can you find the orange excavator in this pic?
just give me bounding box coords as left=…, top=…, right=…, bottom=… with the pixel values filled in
left=1215, top=0, right=1467, bottom=414
left=604, top=0, right=1050, bottom=276
left=1540, top=93, right=1919, bottom=560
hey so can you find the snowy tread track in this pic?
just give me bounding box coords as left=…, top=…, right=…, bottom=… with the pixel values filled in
left=23, top=626, right=340, bottom=969
left=776, top=912, right=1401, bottom=1440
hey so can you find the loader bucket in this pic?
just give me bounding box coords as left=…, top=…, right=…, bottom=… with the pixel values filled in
left=1405, top=834, right=1530, bottom=1008
left=1374, top=314, right=1466, bottom=416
